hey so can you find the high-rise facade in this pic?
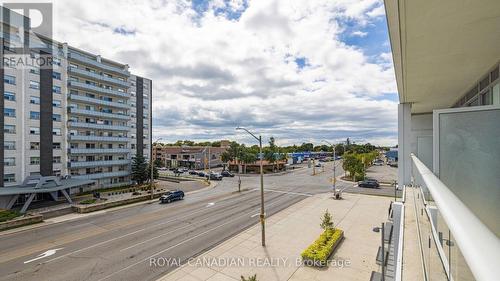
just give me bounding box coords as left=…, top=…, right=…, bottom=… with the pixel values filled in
left=1, top=7, right=151, bottom=190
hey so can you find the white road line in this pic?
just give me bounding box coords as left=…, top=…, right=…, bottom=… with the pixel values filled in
left=206, top=202, right=215, bottom=207
left=44, top=202, right=218, bottom=264
left=255, top=188, right=313, bottom=197
left=98, top=196, right=291, bottom=281
left=23, top=248, right=63, bottom=264
left=119, top=213, right=216, bottom=252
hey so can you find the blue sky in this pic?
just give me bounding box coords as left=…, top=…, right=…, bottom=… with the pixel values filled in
left=53, top=0, right=398, bottom=146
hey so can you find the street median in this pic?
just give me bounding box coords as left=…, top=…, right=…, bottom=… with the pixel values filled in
left=72, top=192, right=163, bottom=214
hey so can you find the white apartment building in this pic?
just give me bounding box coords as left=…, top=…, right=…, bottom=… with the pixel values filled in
left=1, top=7, right=151, bottom=191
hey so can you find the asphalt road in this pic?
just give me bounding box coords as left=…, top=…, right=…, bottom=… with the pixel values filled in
left=0, top=162, right=343, bottom=281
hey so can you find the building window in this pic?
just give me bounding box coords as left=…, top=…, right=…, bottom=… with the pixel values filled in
left=53, top=156, right=61, bottom=163
left=4, top=108, right=15, bottom=117
left=30, top=142, right=40, bottom=150
left=4, top=91, right=15, bottom=101
left=30, top=80, right=40, bottom=89
left=4, top=141, right=15, bottom=150
left=53, top=169, right=61, bottom=176
left=4, top=125, right=16, bottom=134
left=53, top=128, right=61, bottom=136
left=30, top=111, right=40, bottom=120
left=4, top=75, right=16, bottom=85
left=52, top=72, right=61, bottom=80
left=53, top=142, right=61, bottom=149
left=52, top=100, right=61, bottom=107
left=30, top=96, right=40, bottom=104
left=30, top=68, right=40, bottom=75
left=53, top=57, right=61, bottom=66
left=30, top=157, right=40, bottom=165
left=4, top=157, right=15, bottom=166
left=4, top=174, right=15, bottom=183
left=53, top=85, right=61, bottom=94
left=53, top=114, right=62, bottom=122
left=30, top=127, right=40, bottom=135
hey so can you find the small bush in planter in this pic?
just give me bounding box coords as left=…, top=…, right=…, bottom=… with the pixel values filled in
left=241, top=274, right=257, bottom=281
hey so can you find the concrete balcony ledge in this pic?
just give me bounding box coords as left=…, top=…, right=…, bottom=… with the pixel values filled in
left=69, top=135, right=128, bottom=142
left=68, top=81, right=129, bottom=98
left=69, top=148, right=130, bottom=154
left=72, top=171, right=130, bottom=180
left=68, top=52, right=130, bottom=76
left=68, top=122, right=130, bottom=131
left=69, top=108, right=130, bottom=120
left=68, top=159, right=130, bottom=168
left=68, top=67, right=130, bottom=87
left=69, top=94, right=129, bottom=109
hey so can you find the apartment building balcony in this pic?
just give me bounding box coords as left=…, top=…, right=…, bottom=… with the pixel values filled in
left=72, top=170, right=130, bottom=180
left=68, top=66, right=130, bottom=87
left=68, top=159, right=130, bottom=168
left=68, top=121, right=130, bottom=131
left=68, top=81, right=129, bottom=98
left=69, top=94, right=130, bottom=110
left=69, top=135, right=128, bottom=142
left=69, top=148, right=130, bottom=154
left=69, top=108, right=130, bottom=120
left=68, top=52, right=130, bottom=76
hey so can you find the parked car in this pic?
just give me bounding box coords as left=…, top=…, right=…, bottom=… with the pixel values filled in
left=207, top=172, right=223, bottom=181
left=189, top=170, right=198, bottom=175
left=159, top=190, right=185, bottom=203
left=197, top=171, right=207, bottom=177
left=373, top=160, right=384, bottom=166
left=221, top=170, right=234, bottom=177
left=358, top=179, right=380, bottom=188
left=315, top=163, right=322, bottom=168
left=158, top=167, right=168, bottom=171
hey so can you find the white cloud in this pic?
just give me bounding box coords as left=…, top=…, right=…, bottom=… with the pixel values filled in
left=50, top=0, right=397, bottom=146
left=351, top=30, right=368, bottom=37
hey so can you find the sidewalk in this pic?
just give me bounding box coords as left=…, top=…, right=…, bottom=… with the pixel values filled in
left=158, top=193, right=392, bottom=281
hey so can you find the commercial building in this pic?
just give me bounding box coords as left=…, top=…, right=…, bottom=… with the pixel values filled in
left=1, top=7, right=152, bottom=193
left=153, top=142, right=229, bottom=169
left=380, top=1, right=500, bottom=281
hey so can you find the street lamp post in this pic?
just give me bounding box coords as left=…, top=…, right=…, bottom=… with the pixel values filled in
left=236, top=127, right=265, bottom=247
left=151, top=137, right=162, bottom=200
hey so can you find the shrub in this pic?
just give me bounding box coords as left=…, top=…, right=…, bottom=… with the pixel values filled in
left=79, top=199, right=97, bottom=205
left=241, top=275, right=257, bottom=281
left=301, top=228, right=343, bottom=267
left=320, top=210, right=334, bottom=230
left=0, top=210, right=21, bottom=222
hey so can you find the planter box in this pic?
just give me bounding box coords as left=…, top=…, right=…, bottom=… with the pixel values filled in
left=302, top=229, right=344, bottom=267
left=0, top=214, right=43, bottom=231
left=72, top=192, right=163, bottom=213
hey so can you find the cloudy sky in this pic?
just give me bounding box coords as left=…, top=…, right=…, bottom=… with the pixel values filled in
left=51, top=0, right=398, bottom=146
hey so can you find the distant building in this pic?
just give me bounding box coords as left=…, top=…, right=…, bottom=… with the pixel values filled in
left=153, top=144, right=227, bottom=169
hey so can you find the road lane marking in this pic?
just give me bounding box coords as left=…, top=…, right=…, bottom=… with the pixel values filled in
left=250, top=212, right=266, bottom=218
left=97, top=195, right=293, bottom=281
left=24, top=248, right=63, bottom=264
left=254, top=188, right=313, bottom=197
left=206, top=202, right=215, bottom=207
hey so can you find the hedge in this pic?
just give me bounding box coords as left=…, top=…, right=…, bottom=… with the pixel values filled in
left=0, top=210, right=21, bottom=222
left=301, top=228, right=344, bottom=267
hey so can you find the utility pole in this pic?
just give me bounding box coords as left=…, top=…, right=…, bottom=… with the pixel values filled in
left=236, top=127, right=266, bottom=246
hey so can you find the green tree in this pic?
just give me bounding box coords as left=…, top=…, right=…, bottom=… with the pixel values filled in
left=320, top=209, right=334, bottom=230
left=342, top=153, right=364, bottom=181
left=241, top=152, right=257, bottom=174
left=131, top=154, right=148, bottom=184
left=264, top=137, right=278, bottom=171
left=148, top=160, right=159, bottom=181
left=220, top=151, right=231, bottom=171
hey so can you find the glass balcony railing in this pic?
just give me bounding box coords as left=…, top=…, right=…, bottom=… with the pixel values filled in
left=69, top=108, right=130, bottom=120
left=68, top=159, right=130, bottom=168
left=68, top=66, right=130, bottom=87
left=411, top=153, right=499, bottom=281
left=69, top=148, right=130, bottom=154
left=68, top=52, right=130, bottom=76
left=72, top=171, right=130, bottom=180
left=68, top=121, right=130, bottom=131
left=69, top=94, right=129, bottom=109
left=69, top=135, right=128, bottom=142
left=68, top=81, right=129, bottom=98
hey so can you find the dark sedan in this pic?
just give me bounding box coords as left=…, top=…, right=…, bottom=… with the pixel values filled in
left=221, top=170, right=234, bottom=177
left=358, top=179, right=380, bottom=188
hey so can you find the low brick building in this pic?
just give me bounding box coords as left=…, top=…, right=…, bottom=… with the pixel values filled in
left=153, top=144, right=228, bottom=169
